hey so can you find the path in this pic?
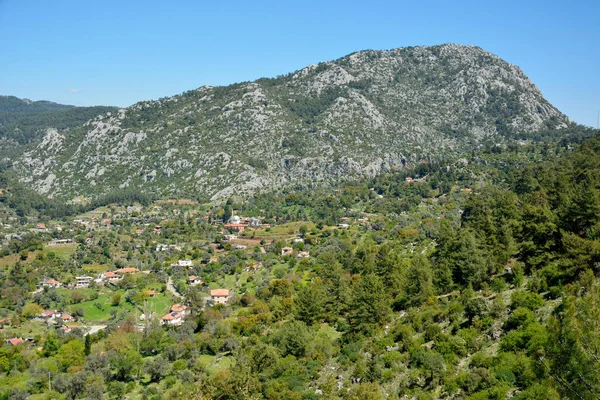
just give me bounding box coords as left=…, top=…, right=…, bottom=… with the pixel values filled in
left=166, top=276, right=183, bottom=298
left=85, top=325, right=107, bottom=335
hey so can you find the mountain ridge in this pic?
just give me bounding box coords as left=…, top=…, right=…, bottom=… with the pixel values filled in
left=4, top=44, right=575, bottom=201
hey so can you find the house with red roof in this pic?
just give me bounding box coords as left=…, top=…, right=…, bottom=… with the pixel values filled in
left=43, top=279, right=61, bottom=288
left=210, top=289, right=230, bottom=305
left=61, top=314, right=74, bottom=322
left=40, top=310, right=61, bottom=319
left=161, top=312, right=183, bottom=326
left=6, top=338, right=24, bottom=346
left=115, top=267, right=139, bottom=275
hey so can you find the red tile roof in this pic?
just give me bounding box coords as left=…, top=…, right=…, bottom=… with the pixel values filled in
left=171, top=304, right=186, bottom=313
left=115, top=268, right=139, bottom=274
left=8, top=338, right=24, bottom=346
left=210, top=289, right=229, bottom=297
left=162, top=312, right=180, bottom=321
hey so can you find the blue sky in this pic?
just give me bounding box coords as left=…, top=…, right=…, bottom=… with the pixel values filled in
left=1, top=0, right=599, bottom=127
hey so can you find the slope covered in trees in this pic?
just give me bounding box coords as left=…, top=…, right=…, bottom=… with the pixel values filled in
left=0, top=132, right=599, bottom=399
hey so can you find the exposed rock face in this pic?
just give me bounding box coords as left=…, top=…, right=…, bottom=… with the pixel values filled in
left=9, top=44, right=568, bottom=200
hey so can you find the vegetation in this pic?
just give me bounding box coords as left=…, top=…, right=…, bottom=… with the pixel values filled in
left=0, top=129, right=597, bottom=398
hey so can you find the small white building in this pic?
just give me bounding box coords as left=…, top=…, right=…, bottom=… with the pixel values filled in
left=75, top=276, right=93, bottom=288
left=189, top=276, right=203, bottom=286
left=161, top=312, right=183, bottom=326
left=171, top=260, right=193, bottom=268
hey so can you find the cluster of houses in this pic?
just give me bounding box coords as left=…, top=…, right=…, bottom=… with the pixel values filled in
left=281, top=247, right=310, bottom=259
left=40, top=268, right=140, bottom=290
left=38, top=310, right=74, bottom=323
left=223, top=215, right=269, bottom=233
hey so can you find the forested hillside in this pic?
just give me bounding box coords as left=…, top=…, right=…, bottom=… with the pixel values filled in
left=0, top=130, right=598, bottom=399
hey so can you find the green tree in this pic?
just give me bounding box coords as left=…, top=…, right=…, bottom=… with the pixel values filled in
left=57, top=340, right=85, bottom=370
left=84, top=334, right=91, bottom=356
left=111, top=293, right=122, bottom=306
left=545, top=282, right=600, bottom=399
left=349, top=274, right=390, bottom=334
left=295, top=283, right=325, bottom=325
left=144, top=355, right=169, bottom=383
left=272, top=320, right=311, bottom=357
left=22, top=303, right=43, bottom=318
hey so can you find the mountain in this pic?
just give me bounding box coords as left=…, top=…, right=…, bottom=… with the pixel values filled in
left=0, top=95, right=74, bottom=124
left=6, top=44, right=574, bottom=201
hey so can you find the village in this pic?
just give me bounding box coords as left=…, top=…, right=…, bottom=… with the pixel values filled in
left=0, top=198, right=375, bottom=348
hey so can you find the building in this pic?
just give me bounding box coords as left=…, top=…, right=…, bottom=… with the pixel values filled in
left=6, top=338, right=24, bottom=346
left=171, top=260, right=193, bottom=268
left=144, top=290, right=156, bottom=297
left=75, top=276, right=93, bottom=288
left=189, top=276, right=203, bottom=285
left=43, top=279, right=61, bottom=288
left=47, top=238, right=74, bottom=246
left=115, top=267, right=139, bottom=275
left=224, top=224, right=246, bottom=233
left=102, top=271, right=121, bottom=282
left=40, top=310, right=61, bottom=319
left=61, top=314, right=74, bottom=322
left=296, top=251, right=310, bottom=259
left=281, top=247, right=294, bottom=256
left=171, top=304, right=187, bottom=316
left=161, top=312, right=183, bottom=326
left=210, top=289, right=230, bottom=305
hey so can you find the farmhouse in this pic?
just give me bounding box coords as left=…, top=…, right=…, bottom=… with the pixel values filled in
left=210, top=289, right=230, bottom=305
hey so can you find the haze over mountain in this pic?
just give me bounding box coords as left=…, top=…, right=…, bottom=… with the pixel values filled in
left=2, top=44, right=576, bottom=201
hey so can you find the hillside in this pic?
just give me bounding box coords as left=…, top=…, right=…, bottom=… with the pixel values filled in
left=7, top=44, right=574, bottom=200
left=0, top=133, right=599, bottom=398
left=0, top=96, right=118, bottom=149
left=0, top=96, right=74, bottom=124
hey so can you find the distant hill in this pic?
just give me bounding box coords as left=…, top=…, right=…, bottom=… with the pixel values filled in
left=0, top=95, right=117, bottom=147
left=2, top=44, right=586, bottom=200
left=0, top=95, right=74, bottom=124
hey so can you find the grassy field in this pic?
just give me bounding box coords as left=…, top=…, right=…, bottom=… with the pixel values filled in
left=196, top=354, right=233, bottom=374
left=144, top=294, right=172, bottom=316
left=0, top=320, right=49, bottom=339
left=0, top=253, right=21, bottom=269
left=43, top=243, right=78, bottom=259
left=251, top=221, right=314, bottom=240
left=69, top=290, right=135, bottom=322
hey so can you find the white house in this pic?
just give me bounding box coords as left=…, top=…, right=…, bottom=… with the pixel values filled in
left=42, top=279, right=61, bottom=288
left=171, top=260, right=193, bottom=268
left=75, top=276, right=93, bottom=288
left=161, top=312, right=183, bottom=326
left=189, top=276, right=202, bottom=286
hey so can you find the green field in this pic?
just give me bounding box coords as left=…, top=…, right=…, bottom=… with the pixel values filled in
left=69, top=290, right=135, bottom=322
left=250, top=221, right=314, bottom=240
left=196, top=354, right=233, bottom=374
left=43, top=243, right=78, bottom=259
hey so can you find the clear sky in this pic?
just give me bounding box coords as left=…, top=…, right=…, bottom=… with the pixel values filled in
left=1, top=0, right=599, bottom=127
